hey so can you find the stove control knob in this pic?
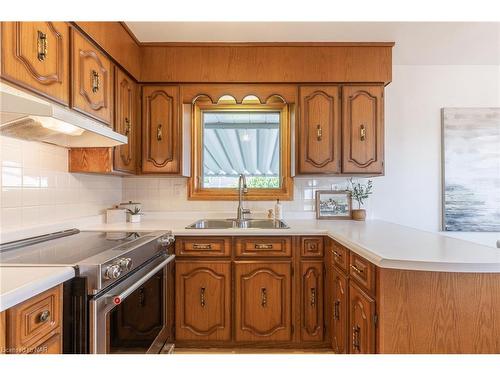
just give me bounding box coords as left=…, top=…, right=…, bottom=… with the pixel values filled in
left=104, top=264, right=122, bottom=280
left=118, top=257, right=133, bottom=272
left=158, top=235, right=174, bottom=247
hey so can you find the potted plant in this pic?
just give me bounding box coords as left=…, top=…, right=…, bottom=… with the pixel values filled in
left=127, top=207, right=143, bottom=223
left=348, top=178, right=373, bottom=221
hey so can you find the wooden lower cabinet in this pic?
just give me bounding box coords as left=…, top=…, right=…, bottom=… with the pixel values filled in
left=349, top=282, right=376, bottom=354
left=300, top=261, right=324, bottom=342
left=235, top=262, right=292, bottom=342
left=175, top=261, right=231, bottom=342
left=330, top=266, right=348, bottom=353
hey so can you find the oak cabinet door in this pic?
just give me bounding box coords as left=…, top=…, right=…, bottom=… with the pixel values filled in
left=113, top=67, right=137, bottom=173
left=298, top=86, right=341, bottom=174
left=175, top=261, right=231, bottom=341
left=235, top=262, right=292, bottom=342
left=1, top=22, right=70, bottom=105
left=300, top=261, right=324, bottom=341
left=71, top=29, right=113, bottom=125
left=349, top=282, right=376, bottom=354
left=331, top=267, right=348, bottom=353
left=141, top=85, right=181, bottom=174
left=342, top=85, right=384, bottom=174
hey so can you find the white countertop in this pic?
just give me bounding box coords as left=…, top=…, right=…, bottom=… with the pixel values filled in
left=0, top=266, right=75, bottom=312
left=82, top=216, right=500, bottom=273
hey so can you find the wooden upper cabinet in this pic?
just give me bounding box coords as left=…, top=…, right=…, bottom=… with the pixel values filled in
left=235, top=262, right=292, bottom=342
left=113, top=67, right=137, bottom=173
left=331, top=266, right=348, bottom=354
left=342, top=85, right=384, bottom=174
left=298, top=86, right=341, bottom=174
left=349, top=282, right=376, bottom=354
left=175, top=261, right=231, bottom=342
left=141, top=85, right=181, bottom=174
left=71, top=29, right=113, bottom=125
left=1, top=22, right=70, bottom=105
left=300, top=261, right=324, bottom=342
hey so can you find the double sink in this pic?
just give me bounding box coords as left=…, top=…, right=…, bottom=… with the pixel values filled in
left=186, top=218, right=289, bottom=229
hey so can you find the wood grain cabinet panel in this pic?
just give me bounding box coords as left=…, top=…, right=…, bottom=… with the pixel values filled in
left=300, top=261, right=324, bottom=342
left=342, top=85, right=384, bottom=174
left=235, top=237, right=292, bottom=258
left=71, top=28, right=113, bottom=125
left=349, top=282, right=376, bottom=354
left=349, top=253, right=376, bottom=296
left=1, top=22, right=70, bottom=105
left=331, top=241, right=349, bottom=274
left=331, top=266, right=349, bottom=353
left=175, top=261, right=231, bottom=341
left=300, top=237, right=324, bottom=257
left=113, top=67, right=137, bottom=173
left=235, top=262, right=292, bottom=342
left=6, top=285, right=62, bottom=353
left=175, top=237, right=231, bottom=257
left=298, top=86, right=341, bottom=174
left=141, top=85, right=181, bottom=174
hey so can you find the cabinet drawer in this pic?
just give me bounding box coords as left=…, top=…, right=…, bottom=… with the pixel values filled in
left=300, top=237, right=324, bottom=257
left=71, top=28, right=113, bottom=125
left=349, top=253, right=376, bottom=295
left=331, top=241, right=349, bottom=274
left=175, top=237, right=231, bottom=257
left=235, top=237, right=292, bottom=257
left=27, top=331, right=61, bottom=354
left=6, top=285, right=61, bottom=352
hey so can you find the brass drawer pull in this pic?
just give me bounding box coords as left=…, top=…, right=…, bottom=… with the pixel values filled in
left=38, top=310, right=51, bottom=323
left=261, top=287, right=267, bottom=307
left=310, top=287, right=317, bottom=307
left=351, top=264, right=364, bottom=274
left=192, top=243, right=212, bottom=250
left=316, top=124, right=322, bottom=141
left=360, top=124, right=366, bottom=141
left=200, top=287, right=206, bottom=307
left=157, top=123, right=163, bottom=141
left=352, top=325, right=361, bottom=352
left=37, top=30, right=48, bottom=61
left=255, top=244, right=273, bottom=250
left=333, top=250, right=342, bottom=258
left=124, top=118, right=131, bottom=136
left=333, top=300, right=340, bottom=320
left=91, top=70, right=100, bottom=93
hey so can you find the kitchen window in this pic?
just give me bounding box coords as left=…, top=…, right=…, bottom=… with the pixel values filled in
left=189, top=97, right=293, bottom=200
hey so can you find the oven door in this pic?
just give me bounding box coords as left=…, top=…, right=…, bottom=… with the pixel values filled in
left=89, top=253, right=175, bottom=354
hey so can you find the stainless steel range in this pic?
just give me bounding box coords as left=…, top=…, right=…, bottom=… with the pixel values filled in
left=0, top=229, right=175, bottom=354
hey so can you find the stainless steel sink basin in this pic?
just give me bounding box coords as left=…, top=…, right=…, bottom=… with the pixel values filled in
left=186, top=219, right=289, bottom=229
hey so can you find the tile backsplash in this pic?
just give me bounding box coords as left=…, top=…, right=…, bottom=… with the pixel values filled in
left=0, top=136, right=122, bottom=233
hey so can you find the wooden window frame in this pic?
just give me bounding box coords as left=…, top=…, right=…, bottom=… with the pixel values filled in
left=188, top=101, right=293, bottom=200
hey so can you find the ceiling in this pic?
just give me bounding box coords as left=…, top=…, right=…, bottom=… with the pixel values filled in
left=125, top=22, right=500, bottom=65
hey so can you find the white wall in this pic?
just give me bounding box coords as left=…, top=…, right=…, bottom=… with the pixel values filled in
left=373, top=65, right=500, bottom=232
left=0, top=136, right=123, bottom=238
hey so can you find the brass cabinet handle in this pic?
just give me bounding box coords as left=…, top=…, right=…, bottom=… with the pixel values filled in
left=360, top=124, right=366, bottom=141
left=351, top=264, right=364, bottom=274
left=333, top=250, right=342, bottom=259
left=156, top=123, right=163, bottom=141
left=38, top=310, right=51, bottom=323
left=124, top=118, right=131, bottom=136
left=192, top=243, right=211, bottom=250
left=37, top=30, right=48, bottom=61
left=310, top=287, right=317, bottom=307
left=352, top=325, right=361, bottom=352
left=200, top=287, right=206, bottom=307
left=316, top=124, right=323, bottom=141
left=91, top=70, right=100, bottom=93
left=261, top=287, right=267, bottom=307
left=333, top=300, right=340, bottom=321
left=255, top=244, right=273, bottom=250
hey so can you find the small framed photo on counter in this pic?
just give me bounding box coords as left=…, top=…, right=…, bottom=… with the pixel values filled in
left=315, top=190, right=352, bottom=220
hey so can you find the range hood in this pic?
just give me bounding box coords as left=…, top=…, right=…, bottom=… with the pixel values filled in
left=0, top=83, right=127, bottom=148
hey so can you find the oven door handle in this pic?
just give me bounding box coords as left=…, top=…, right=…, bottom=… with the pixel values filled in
left=106, top=254, right=175, bottom=305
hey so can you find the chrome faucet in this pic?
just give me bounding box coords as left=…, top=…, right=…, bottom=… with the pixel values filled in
left=237, top=174, right=251, bottom=222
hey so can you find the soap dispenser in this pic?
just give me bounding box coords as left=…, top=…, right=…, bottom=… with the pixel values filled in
left=274, top=199, right=283, bottom=220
